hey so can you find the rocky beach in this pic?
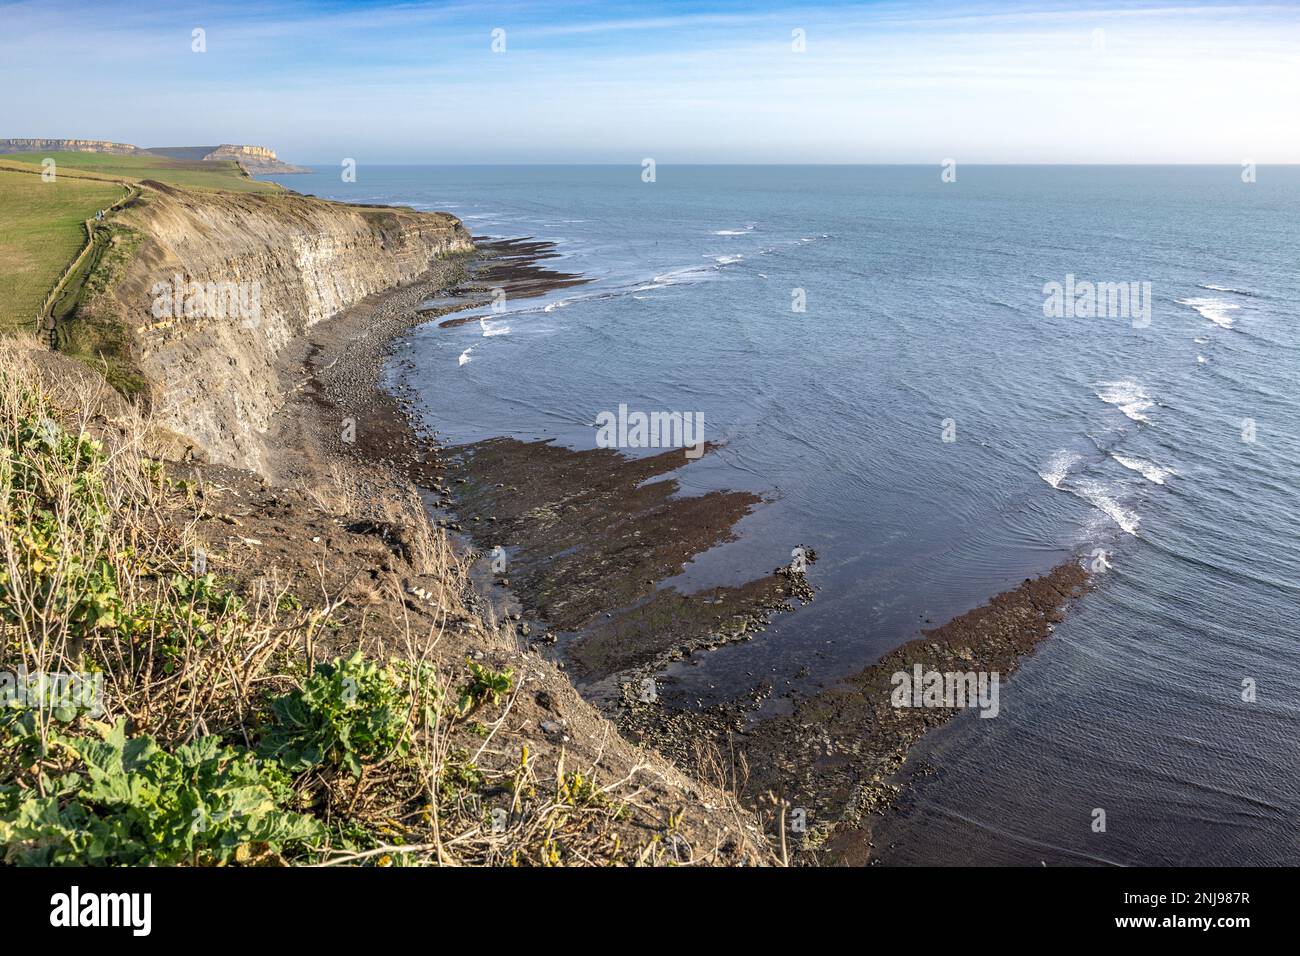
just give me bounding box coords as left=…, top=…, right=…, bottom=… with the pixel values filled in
left=267, top=227, right=1097, bottom=864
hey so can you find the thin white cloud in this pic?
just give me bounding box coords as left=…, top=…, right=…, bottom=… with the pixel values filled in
left=1, top=0, right=1296, bottom=162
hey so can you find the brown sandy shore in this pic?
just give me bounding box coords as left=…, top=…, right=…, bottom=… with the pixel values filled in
left=268, top=237, right=1094, bottom=865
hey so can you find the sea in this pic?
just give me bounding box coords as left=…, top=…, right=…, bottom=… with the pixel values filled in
left=265, top=164, right=1300, bottom=865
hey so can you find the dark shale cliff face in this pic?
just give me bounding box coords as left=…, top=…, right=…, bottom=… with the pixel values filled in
left=79, top=184, right=473, bottom=472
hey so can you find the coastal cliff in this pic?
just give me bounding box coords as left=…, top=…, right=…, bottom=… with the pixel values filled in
left=1, top=138, right=310, bottom=173
left=201, top=144, right=311, bottom=174
left=148, top=144, right=311, bottom=174
left=1, top=176, right=769, bottom=866
left=0, top=137, right=141, bottom=154
left=75, top=183, right=473, bottom=472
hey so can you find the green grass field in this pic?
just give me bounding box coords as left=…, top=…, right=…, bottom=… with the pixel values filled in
left=0, top=150, right=279, bottom=193
left=0, top=151, right=281, bottom=333
left=0, top=168, right=127, bottom=332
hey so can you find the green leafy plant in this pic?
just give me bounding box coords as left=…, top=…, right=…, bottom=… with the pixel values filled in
left=0, top=718, right=322, bottom=866
left=457, top=660, right=513, bottom=720
left=258, top=652, right=415, bottom=778
left=172, top=572, right=243, bottom=618
left=0, top=405, right=119, bottom=638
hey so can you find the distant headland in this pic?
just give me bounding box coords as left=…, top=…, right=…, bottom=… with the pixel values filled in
left=0, top=138, right=310, bottom=174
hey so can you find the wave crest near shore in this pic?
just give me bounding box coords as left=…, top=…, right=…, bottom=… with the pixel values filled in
left=1038, top=449, right=1082, bottom=489
left=1180, top=297, right=1240, bottom=328
left=1093, top=380, right=1154, bottom=423
left=1111, top=453, right=1174, bottom=485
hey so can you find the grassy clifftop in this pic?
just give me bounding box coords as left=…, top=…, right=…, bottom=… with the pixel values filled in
left=0, top=169, right=125, bottom=331
left=0, top=151, right=279, bottom=335
left=0, top=151, right=281, bottom=193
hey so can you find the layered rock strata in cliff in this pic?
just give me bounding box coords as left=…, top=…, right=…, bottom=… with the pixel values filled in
left=79, top=184, right=473, bottom=471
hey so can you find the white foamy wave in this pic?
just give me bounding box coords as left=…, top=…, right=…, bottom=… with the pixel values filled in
left=1179, top=297, right=1239, bottom=328
left=1038, top=449, right=1082, bottom=489
left=1197, top=354, right=1207, bottom=364
left=1093, top=380, right=1154, bottom=423
left=710, top=254, right=744, bottom=265
left=1111, top=453, right=1174, bottom=485
left=480, top=318, right=510, bottom=337
left=1073, top=479, right=1140, bottom=535
left=642, top=265, right=717, bottom=289
left=712, top=224, right=755, bottom=236
left=1193, top=336, right=1208, bottom=344
left=1199, top=284, right=1256, bottom=297
left=458, top=348, right=473, bottom=366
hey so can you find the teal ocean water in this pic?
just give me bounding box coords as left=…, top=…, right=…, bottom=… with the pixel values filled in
left=269, top=165, right=1300, bottom=864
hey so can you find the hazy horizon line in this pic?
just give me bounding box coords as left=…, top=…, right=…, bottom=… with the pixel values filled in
left=277, top=160, right=1300, bottom=167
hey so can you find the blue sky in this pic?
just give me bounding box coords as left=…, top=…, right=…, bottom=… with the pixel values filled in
left=1, top=0, right=1297, bottom=163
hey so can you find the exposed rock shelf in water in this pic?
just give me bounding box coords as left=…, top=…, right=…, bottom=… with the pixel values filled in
left=445, top=428, right=1092, bottom=866
left=741, top=561, right=1091, bottom=865
left=433, top=236, right=591, bottom=328
left=371, top=244, right=1097, bottom=870
left=413, top=241, right=1095, bottom=867
left=447, top=437, right=815, bottom=685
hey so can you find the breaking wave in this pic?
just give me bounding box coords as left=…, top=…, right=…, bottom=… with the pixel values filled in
left=1179, top=297, right=1239, bottom=328
left=1112, top=453, right=1175, bottom=485
left=1038, top=449, right=1082, bottom=489
left=1071, top=478, right=1141, bottom=536
left=1093, top=380, right=1154, bottom=423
